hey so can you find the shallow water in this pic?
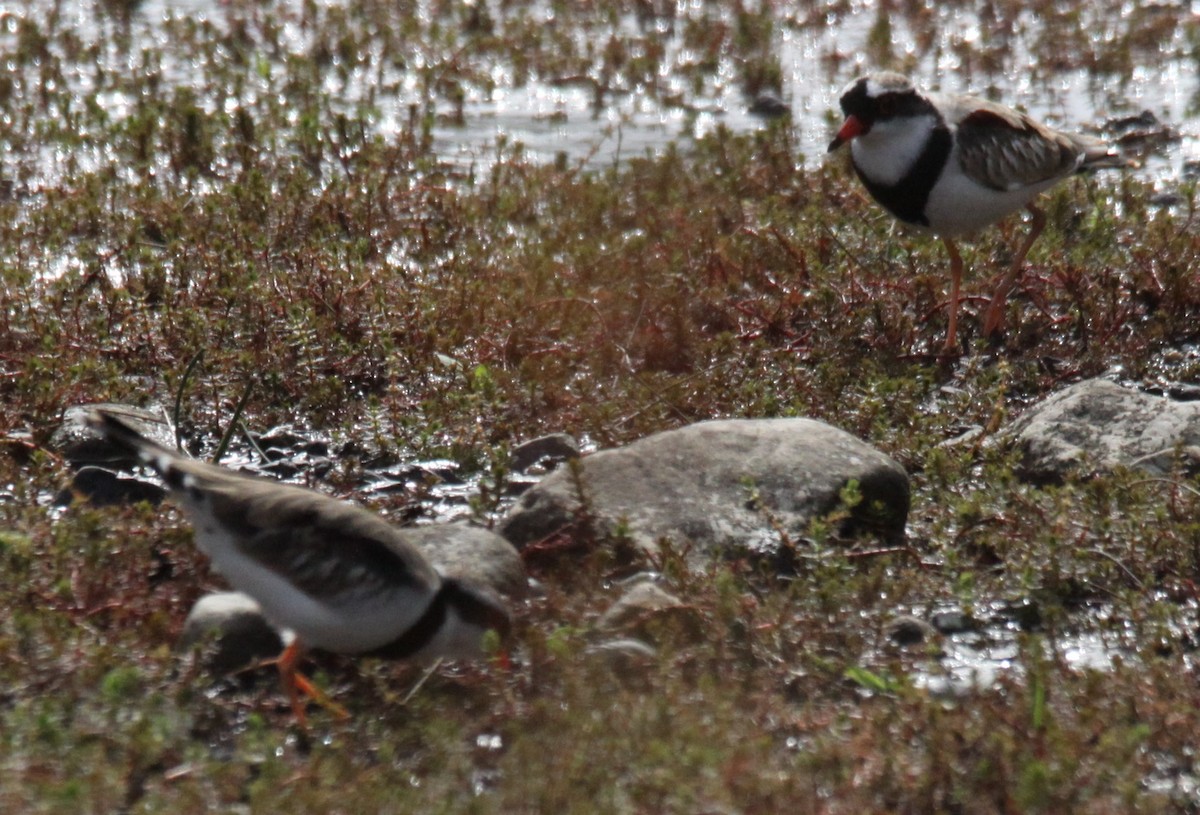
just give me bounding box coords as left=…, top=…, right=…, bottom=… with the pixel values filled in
left=8, top=0, right=1196, bottom=184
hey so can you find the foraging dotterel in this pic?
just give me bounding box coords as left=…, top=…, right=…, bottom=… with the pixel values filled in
left=828, top=72, right=1126, bottom=352
left=86, top=409, right=510, bottom=722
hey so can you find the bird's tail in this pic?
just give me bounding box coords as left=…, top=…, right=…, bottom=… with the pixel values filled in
left=1076, top=136, right=1136, bottom=172
left=86, top=409, right=180, bottom=479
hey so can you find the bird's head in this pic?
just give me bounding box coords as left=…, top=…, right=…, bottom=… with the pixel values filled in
left=828, top=72, right=925, bottom=152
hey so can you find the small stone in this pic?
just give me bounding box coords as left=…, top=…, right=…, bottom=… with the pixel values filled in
left=598, top=582, right=683, bottom=631
left=179, top=592, right=285, bottom=675
left=585, top=637, right=658, bottom=667
left=61, top=466, right=166, bottom=507
left=1002, top=599, right=1042, bottom=631
left=886, top=614, right=936, bottom=646
left=931, top=610, right=975, bottom=634
left=584, top=638, right=658, bottom=689
left=1007, top=378, right=1200, bottom=481
left=938, top=425, right=984, bottom=448
left=749, top=92, right=789, bottom=118
left=510, top=433, right=580, bottom=473
left=1149, top=192, right=1183, bottom=208
left=1165, top=383, right=1200, bottom=402
left=253, top=426, right=329, bottom=458
left=1104, top=109, right=1159, bottom=132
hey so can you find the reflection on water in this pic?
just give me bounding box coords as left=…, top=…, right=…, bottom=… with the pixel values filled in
left=5, top=0, right=1196, bottom=180
left=910, top=597, right=1195, bottom=706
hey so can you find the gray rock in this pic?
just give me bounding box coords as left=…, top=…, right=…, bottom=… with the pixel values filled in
left=597, top=581, right=702, bottom=644
left=931, top=609, right=976, bottom=634
left=179, top=592, right=285, bottom=674
left=402, top=523, right=527, bottom=599
left=1008, top=378, right=1200, bottom=482
left=749, top=91, right=789, bottom=118
left=53, top=404, right=176, bottom=468
left=584, top=638, right=658, bottom=673
left=499, top=418, right=909, bottom=561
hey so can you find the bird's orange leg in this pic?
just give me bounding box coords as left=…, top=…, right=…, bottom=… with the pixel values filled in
left=275, top=640, right=349, bottom=725
left=941, top=237, right=963, bottom=355
left=983, top=203, right=1046, bottom=337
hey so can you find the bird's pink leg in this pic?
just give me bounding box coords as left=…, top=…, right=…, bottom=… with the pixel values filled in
left=983, top=203, right=1046, bottom=337
left=942, top=237, right=963, bottom=355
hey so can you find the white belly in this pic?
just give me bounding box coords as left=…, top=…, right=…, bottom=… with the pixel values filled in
left=921, top=170, right=1056, bottom=236
left=192, top=522, right=429, bottom=654
left=921, top=153, right=1062, bottom=237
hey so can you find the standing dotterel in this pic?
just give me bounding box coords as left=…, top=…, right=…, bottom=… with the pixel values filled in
left=828, top=72, right=1125, bottom=352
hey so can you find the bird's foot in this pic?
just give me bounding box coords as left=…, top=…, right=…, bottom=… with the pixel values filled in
left=272, top=641, right=350, bottom=726
left=289, top=671, right=350, bottom=724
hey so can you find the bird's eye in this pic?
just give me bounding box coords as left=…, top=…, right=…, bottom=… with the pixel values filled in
left=877, top=96, right=895, bottom=116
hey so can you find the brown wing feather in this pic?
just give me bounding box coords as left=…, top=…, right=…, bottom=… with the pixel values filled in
left=202, top=479, right=441, bottom=602
left=956, top=105, right=1083, bottom=191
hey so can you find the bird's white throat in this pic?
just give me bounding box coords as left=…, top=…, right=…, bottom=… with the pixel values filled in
left=851, top=113, right=939, bottom=186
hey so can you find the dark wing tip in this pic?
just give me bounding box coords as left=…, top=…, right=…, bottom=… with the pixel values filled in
left=84, top=408, right=176, bottom=474
left=86, top=408, right=150, bottom=449
left=1080, top=144, right=1135, bottom=171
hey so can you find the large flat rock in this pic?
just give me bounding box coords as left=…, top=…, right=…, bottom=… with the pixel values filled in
left=499, top=418, right=909, bottom=560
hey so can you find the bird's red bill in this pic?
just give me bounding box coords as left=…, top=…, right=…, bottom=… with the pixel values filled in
left=828, top=115, right=865, bottom=152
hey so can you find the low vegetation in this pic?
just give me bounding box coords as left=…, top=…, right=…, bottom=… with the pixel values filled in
left=2, top=0, right=1199, bottom=812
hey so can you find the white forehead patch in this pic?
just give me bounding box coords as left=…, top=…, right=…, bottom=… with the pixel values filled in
left=865, top=73, right=915, bottom=98
left=854, top=72, right=907, bottom=99
left=844, top=73, right=916, bottom=101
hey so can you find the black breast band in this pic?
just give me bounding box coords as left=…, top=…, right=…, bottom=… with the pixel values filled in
left=856, top=125, right=953, bottom=227
left=365, top=589, right=447, bottom=660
